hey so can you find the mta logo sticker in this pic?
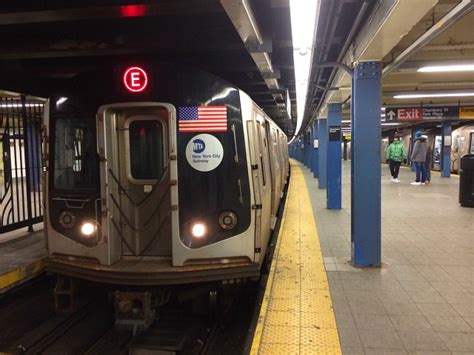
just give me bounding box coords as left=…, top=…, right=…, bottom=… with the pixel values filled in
left=192, top=139, right=206, bottom=153
left=185, top=134, right=224, bottom=172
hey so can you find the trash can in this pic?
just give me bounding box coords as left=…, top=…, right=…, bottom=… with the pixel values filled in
left=459, top=154, right=474, bottom=207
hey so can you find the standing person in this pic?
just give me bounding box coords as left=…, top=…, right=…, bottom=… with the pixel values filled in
left=424, top=135, right=432, bottom=184
left=386, top=134, right=407, bottom=183
left=411, top=131, right=428, bottom=185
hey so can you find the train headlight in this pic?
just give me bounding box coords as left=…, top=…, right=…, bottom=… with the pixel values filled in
left=219, top=211, right=238, bottom=230
left=191, top=222, right=207, bottom=238
left=80, top=222, right=96, bottom=237
left=59, top=211, right=76, bottom=229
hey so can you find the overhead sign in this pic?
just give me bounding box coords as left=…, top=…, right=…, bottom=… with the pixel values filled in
left=460, top=107, right=474, bottom=120
left=185, top=134, right=224, bottom=172
left=385, top=106, right=460, bottom=122
left=123, top=66, right=148, bottom=92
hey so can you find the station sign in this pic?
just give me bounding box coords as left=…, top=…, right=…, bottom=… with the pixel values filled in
left=385, top=106, right=460, bottom=122
left=459, top=107, right=474, bottom=120
left=328, top=126, right=342, bottom=141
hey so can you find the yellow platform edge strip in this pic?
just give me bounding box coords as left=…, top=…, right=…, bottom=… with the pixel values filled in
left=250, top=160, right=342, bottom=354
left=250, top=182, right=289, bottom=355
left=0, top=257, right=47, bottom=292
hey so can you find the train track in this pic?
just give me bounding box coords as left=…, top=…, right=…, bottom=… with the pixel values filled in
left=0, top=277, right=252, bottom=354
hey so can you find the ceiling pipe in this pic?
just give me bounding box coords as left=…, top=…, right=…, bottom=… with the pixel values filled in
left=312, top=0, right=371, bottom=119
left=313, top=84, right=340, bottom=91
left=382, top=0, right=474, bottom=75
left=220, top=0, right=283, bottom=101
left=315, top=62, right=353, bottom=77
left=308, top=0, right=344, bottom=111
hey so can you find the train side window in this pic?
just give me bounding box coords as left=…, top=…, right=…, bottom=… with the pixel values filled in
left=128, top=119, right=165, bottom=181
left=470, top=132, right=474, bottom=154
left=256, top=122, right=266, bottom=186
left=53, top=118, right=98, bottom=191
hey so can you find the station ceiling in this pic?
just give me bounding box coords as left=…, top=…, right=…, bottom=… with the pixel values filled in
left=0, top=0, right=472, bottom=137
left=0, top=0, right=375, bottom=137
left=0, top=0, right=296, bottom=131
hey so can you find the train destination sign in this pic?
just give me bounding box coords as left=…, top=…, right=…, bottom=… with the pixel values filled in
left=385, top=106, right=460, bottom=122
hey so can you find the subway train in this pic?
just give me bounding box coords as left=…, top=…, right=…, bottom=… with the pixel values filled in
left=43, top=63, right=289, bottom=317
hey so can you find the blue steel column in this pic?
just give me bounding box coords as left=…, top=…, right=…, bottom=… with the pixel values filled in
left=306, top=131, right=311, bottom=168
left=410, top=127, right=416, bottom=171
left=312, top=121, right=319, bottom=178
left=351, top=61, right=381, bottom=267
left=303, top=134, right=308, bottom=166
left=296, top=139, right=301, bottom=161
left=327, top=103, right=342, bottom=209
left=318, top=119, right=328, bottom=189
left=441, top=122, right=451, bottom=178
left=300, top=138, right=304, bottom=162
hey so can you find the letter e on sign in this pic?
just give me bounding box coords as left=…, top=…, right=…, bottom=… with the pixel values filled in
left=123, top=66, right=148, bottom=92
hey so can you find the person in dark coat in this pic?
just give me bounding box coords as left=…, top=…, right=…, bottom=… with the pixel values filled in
left=423, top=135, right=431, bottom=184
left=411, top=131, right=428, bottom=185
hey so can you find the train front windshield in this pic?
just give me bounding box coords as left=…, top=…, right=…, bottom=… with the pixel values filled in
left=53, top=118, right=99, bottom=192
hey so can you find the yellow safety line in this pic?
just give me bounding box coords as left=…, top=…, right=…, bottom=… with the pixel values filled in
left=251, top=160, right=342, bottom=354
left=250, top=193, right=289, bottom=354
left=0, top=257, right=47, bottom=292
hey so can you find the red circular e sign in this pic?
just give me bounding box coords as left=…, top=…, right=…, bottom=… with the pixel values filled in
left=123, top=66, right=148, bottom=92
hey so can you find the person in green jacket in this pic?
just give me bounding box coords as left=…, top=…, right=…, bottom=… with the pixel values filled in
left=386, top=135, right=407, bottom=183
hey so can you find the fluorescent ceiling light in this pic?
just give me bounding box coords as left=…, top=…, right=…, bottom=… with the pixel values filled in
left=0, top=103, right=44, bottom=108
left=56, top=97, right=68, bottom=105
left=382, top=123, right=399, bottom=126
left=418, top=64, right=474, bottom=73
left=394, top=92, right=474, bottom=99
left=289, top=0, right=320, bottom=143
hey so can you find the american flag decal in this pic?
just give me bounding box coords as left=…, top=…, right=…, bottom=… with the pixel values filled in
left=178, top=106, right=227, bottom=133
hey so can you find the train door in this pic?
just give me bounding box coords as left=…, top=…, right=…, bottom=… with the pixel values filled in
left=426, top=134, right=434, bottom=171
left=433, top=135, right=442, bottom=170
left=97, top=103, right=177, bottom=263
left=246, top=109, right=272, bottom=262
left=451, top=131, right=462, bottom=173
left=470, top=132, right=474, bottom=154
left=266, top=124, right=281, bottom=226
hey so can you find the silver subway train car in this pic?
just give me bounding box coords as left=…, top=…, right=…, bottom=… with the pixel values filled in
left=44, top=63, right=289, bottom=287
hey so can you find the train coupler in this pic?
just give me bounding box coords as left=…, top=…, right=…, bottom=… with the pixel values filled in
left=114, top=291, right=156, bottom=335
left=54, top=275, right=77, bottom=313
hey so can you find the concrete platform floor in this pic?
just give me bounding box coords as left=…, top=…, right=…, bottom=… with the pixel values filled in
left=0, top=231, right=47, bottom=293
left=301, top=161, right=474, bottom=354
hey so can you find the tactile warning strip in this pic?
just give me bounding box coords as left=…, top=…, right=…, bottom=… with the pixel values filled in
left=250, top=160, right=342, bottom=354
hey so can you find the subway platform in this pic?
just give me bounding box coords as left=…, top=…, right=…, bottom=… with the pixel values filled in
left=251, top=160, right=473, bottom=354
left=0, top=231, right=47, bottom=294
